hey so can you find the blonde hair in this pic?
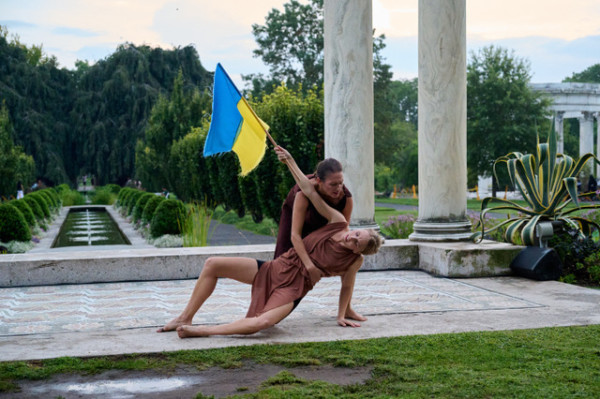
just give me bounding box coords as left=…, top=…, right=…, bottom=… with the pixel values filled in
left=361, top=229, right=384, bottom=255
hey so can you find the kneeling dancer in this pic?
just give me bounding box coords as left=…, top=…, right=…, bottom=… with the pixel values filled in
left=157, top=146, right=383, bottom=338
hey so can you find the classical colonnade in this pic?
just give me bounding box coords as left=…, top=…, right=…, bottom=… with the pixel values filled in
left=531, top=83, right=600, bottom=177
left=324, top=0, right=469, bottom=241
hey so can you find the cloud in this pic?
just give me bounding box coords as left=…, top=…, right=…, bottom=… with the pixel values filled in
left=151, top=0, right=288, bottom=80
left=468, top=35, right=600, bottom=83
left=52, top=27, right=100, bottom=38
left=0, top=20, right=37, bottom=29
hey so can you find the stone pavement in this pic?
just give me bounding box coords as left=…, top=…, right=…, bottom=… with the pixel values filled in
left=1, top=269, right=599, bottom=362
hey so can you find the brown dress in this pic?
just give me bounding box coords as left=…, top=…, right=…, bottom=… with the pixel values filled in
left=246, top=222, right=360, bottom=318
left=274, top=174, right=352, bottom=258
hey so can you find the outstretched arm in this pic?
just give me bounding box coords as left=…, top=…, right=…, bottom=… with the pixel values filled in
left=337, top=256, right=364, bottom=327
left=275, top=146, right=345, bottom=224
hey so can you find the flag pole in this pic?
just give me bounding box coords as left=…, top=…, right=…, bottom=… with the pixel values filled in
left=240, top=97, right=277, bottom=147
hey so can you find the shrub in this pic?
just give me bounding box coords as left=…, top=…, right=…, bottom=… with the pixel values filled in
left=142, top=195, right=165, bottom=224
left=2, top=240, right=33, bottom=253
left=91, top=186, right=117, bottom=205
left=27, top=193, right=51, bottom=218
left=150, top=199, right=186, bottom=238
left=381, top=214, right=416, bottom=239
left=0, top=203, right=31, bottom=242
left=55, top=184, right=71, bottom=195
left=60, top=189, right=85, bottom=206
left=152, top=234, right=183, bottom=248
left=549, top=226, right=600, bottom=286
left=120, top=188, right=137, bottom=210
left=38, top=190, right=57, bottom=212
left=10, top=199, right=36, bottom=228
left=133, top=193, right=155, bottom=223
left=126, top=190, right=145, bottom=216
left=104, top=184, right=121, bottom=195
left=23, top=196, right=44, bottom=221
left=42, top=188, right=60, bottom=208
left=116, top=187, right=133, bottom=207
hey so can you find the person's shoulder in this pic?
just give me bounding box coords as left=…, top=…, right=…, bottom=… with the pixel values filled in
left=343, top=184, right=352, bottom=197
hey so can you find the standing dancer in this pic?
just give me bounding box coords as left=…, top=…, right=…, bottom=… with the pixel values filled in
left=158, top=146, right=382, bottom=337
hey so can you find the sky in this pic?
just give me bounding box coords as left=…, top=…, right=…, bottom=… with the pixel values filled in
left=1, top=0, right=599, bottom=88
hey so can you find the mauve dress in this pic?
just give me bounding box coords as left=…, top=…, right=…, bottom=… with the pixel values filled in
left=274, top=175, right=352, bottom=258
left=246, top=222, right=360, bottom=318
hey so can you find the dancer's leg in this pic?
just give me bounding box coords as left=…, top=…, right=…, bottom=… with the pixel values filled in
left=177, top=302, right=294, bottom=338
left=157, top=257, right=259, bottom=332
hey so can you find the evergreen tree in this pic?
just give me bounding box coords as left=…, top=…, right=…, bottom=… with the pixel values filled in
left=135, top=70, right=211, bottom=192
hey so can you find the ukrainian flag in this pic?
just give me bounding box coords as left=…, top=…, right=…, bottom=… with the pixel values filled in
left=203, top=63, right=269, bottom=176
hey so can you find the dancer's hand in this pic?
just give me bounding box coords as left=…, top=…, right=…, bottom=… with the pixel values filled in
left=275, top=146, right=292, bottom=163
left=305, top=263, right=322, bottom=286
left=337, top=317, right=361, bottom=328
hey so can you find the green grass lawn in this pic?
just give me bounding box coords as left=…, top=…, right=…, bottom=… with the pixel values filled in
left=1, top=325, right=599, bottom=397
left=375, top=196, right=531, bottom=212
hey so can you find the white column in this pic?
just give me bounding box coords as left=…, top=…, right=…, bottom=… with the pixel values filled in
left=323, top=0, right=376, bottom=229
left=410, top=0, right=471, bottom=241
left=597, top=112, right=600, bottom=178
left=579, top=111, right=594, bottom=174
left=555, top=111, right=564, bottom=154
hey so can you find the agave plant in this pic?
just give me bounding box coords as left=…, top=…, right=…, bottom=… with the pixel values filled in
left=472, top=122, right=600, bottom=246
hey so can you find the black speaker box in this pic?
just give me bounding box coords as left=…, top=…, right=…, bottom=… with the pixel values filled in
left=509, top=246, right=563, bottom=281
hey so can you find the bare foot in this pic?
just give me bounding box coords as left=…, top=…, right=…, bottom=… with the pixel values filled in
left=345, top=308, right=367, bottom=322
left=177, top=325, right=209, bottom=338
left=156, top=317, right=191, bottom=333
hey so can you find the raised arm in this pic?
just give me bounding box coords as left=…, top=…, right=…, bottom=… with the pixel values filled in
left=275, top=146, right=345, bottom=224
left=291, top=192, right=322, bottom=285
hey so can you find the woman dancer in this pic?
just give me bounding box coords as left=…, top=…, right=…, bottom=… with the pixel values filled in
left=157, top=146, right=382, bottom=337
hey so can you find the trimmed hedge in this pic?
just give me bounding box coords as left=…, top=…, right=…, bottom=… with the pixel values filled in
left=10, top=199, right=36, bottom=228
left=142, top=195, right=165, bottom=224
left=38, top=190, right=57, bottom=212
left=150, top=199, right=186, bottom=238
left=118, top=188, right=135, bottom=209
left=126, top=190, right=145, bottom=216
left=0, top=204, right=31, bottom=242
left=133, top=193, right=155, bottom=223
left=116, top=187, right=130, bottom=206
left=27, top=193, right=50, bottom=218
left=42, top=188, right=60, bottom=208
left=23, top=196, right=44, bottom=222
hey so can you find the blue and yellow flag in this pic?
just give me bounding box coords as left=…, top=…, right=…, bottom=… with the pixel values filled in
left=203, top=63, right=269, bottom=176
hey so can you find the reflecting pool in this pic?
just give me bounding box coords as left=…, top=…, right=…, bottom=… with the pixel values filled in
left=52, top=207, right=131, bottom=248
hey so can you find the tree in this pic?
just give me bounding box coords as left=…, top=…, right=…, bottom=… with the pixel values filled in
left=0, top=103, right=35, bottom=198
left=250, top=0, right=324, bottom=90
left=467, top=45, right=551, bottom=195
left=389, top=78, right=418, bottom=130
left=135, top=71, right=211, bottom=192
left=249, top=0, right=402, bottom=181
left=248, top=0, right=393, bottom=97
left=564, top=63, right=600, bottom=83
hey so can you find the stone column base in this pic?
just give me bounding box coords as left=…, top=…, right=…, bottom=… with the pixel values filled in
left=350, top=220, right=380, bottom=232
left=409, top=220, right=472, bottom=242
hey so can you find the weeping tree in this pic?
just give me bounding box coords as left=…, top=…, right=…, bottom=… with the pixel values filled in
left=135, top=70, right=212, bottom=192
left=0, top=27, right=72, bottom=185
left=75, top=45, right=212, bottom=186
left=0, top=103, right=35, bottom=198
